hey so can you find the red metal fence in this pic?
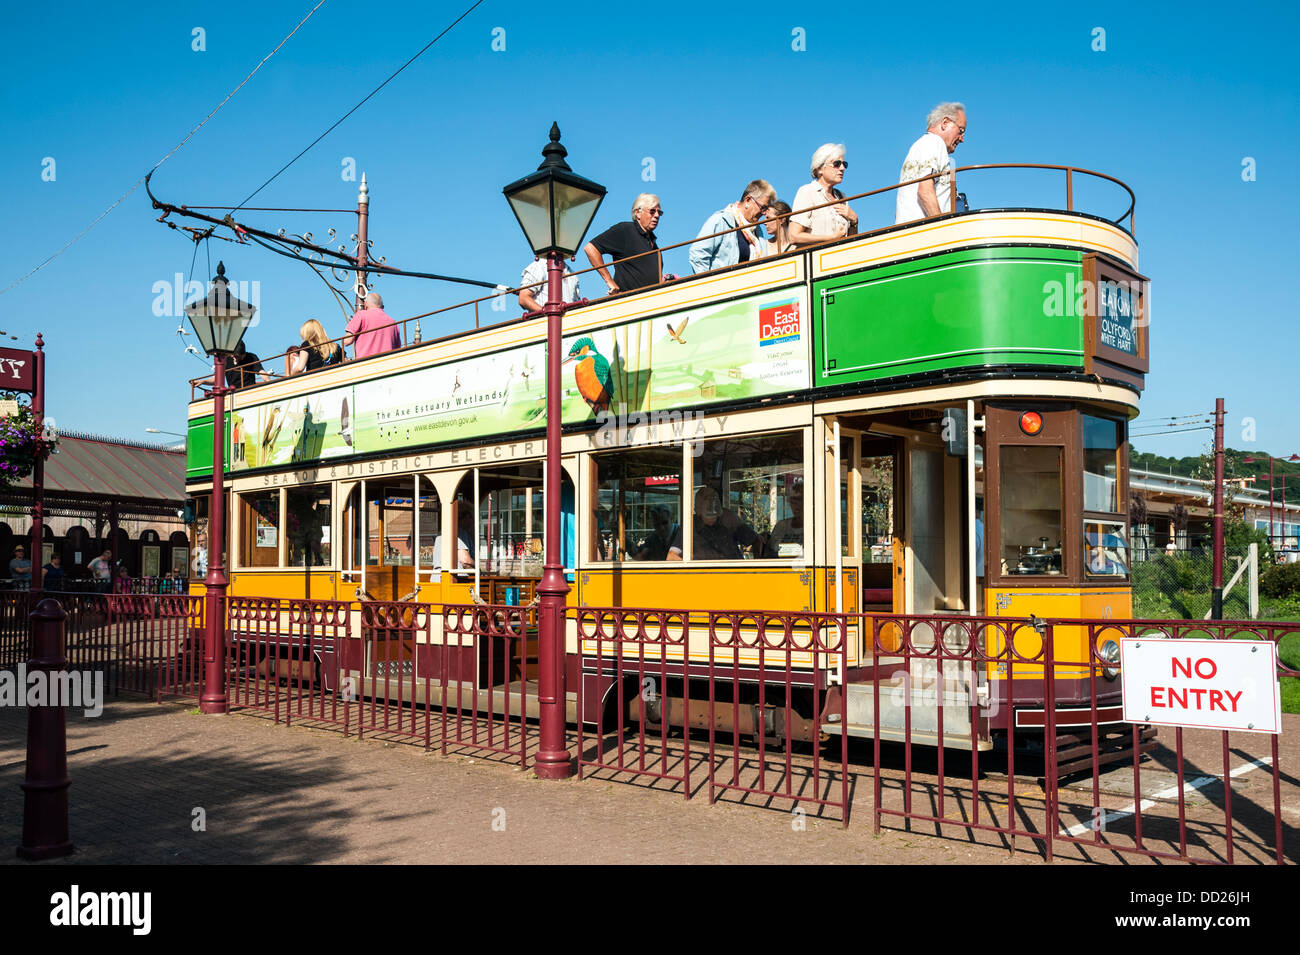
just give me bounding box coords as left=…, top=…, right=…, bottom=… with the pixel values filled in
left=575, top=606, right=694, bottom=795
left=709, top=611, right=850, bottom=825
left=863, top=612, right=1299, bottom=865
left=1, top=591, right=203, bottom=701
left=3, top=592, right=1296, bottom=863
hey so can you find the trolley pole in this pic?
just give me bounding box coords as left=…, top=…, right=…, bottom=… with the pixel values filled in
left=355, top=173, right=369, bottom=311
left=28, top=334, right=46, bottom=598
left=200, top=357, right=230, bottom=714
left=1211, top=397, right=1225, bottom=620
left=534, top=251, right=572, bottom=779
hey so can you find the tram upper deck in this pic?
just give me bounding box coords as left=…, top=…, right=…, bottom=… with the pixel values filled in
left=185, top=166, right=1147, bottom=624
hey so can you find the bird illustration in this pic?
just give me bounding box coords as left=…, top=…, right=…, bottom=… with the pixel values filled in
left=666, top=316, right=689, bottom=344
left=339, top=396, right=353, bottom=447
left=261, top=405, right=284, bottom=458
left=566, top=337, right=613, bottom=413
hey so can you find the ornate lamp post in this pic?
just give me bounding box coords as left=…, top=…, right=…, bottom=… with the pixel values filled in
left=503, top=124, right=605, bottom=779
left=184, top=262, right=256, bottom=714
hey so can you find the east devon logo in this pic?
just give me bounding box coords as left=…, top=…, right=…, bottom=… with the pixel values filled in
left=758, top=300, right=800, bottom=347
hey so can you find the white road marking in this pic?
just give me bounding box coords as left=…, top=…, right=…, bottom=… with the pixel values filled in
left=1061, top=757, right=1272, bottom=837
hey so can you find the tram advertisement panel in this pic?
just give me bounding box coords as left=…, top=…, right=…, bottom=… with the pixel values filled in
left=228, top=287, right=810, bottom=470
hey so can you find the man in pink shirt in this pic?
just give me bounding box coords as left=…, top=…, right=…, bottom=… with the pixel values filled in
left=344, top=292, right=402, bottom=359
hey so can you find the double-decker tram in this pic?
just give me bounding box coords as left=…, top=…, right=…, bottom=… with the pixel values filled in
left=185, top=165, right=1149, bottom=758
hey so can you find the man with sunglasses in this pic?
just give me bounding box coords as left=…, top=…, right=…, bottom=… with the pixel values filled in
left=788, top=143, right=857, bottom=248
left=895, top=101, right=967, bottom=223
left=687, top=179, right=778, bottom=274
left=584, top=193, right=664, bottom=295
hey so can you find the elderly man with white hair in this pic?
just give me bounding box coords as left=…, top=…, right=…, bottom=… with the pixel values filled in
left=344, top=291, right=402, bottom=359
left=788, top=144, right=857, bottom=248
left=688, top=179, right=777, bottom=274
left=584, top=193, right=664, bottom=295
left=895, top=101, right=967, bottom=224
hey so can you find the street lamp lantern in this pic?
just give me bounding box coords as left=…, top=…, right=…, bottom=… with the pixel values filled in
left=502, top=123, right=606, bottom=257
left=184, top=261, right=256, bottom=355
left=503, top=124, right=604, bottom=780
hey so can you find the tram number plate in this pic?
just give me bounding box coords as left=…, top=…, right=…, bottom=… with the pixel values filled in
left=372, top=660, right=414, bottom=676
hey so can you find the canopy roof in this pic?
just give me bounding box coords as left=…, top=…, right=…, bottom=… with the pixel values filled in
left=2, top=432, right=185, bottom=519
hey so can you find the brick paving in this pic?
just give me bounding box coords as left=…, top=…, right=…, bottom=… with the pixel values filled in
left=1, top=696, right=1294, bottom=865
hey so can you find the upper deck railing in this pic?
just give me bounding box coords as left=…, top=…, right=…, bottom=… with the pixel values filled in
left=192, top=163, right=1136, bottom=402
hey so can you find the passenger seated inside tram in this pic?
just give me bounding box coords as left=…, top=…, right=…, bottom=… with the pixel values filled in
left=432, top=500, right=475, bottom=570
left=765, top=487, right=804, bottom=559
left=632, top=507, right=676, bottom=561
left=667, top=486, right=760, bottom=561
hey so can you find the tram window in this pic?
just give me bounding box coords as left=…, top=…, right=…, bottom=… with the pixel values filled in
left=839, top=436, right=853, bottom=558
left=999, top=445, right=1063, bottom=576
left=417, top=477, right=441, bottom=570
left=1083, top=415, right=1123, bottom=513
left=686, top=433, right=804, bottom=560
left=861, top=455, right=894, bottom=565
left=287, top=485, right=331, bottom=567
left=594, top=447, right=683, bottom=561
left=367, top=480, right=415, bottom=566
left=1084, top=519, right=1129, bottom=577
left=240, top=490, right=281, bottom=568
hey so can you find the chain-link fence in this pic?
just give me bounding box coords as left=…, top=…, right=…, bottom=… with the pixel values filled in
left=1132, top=543, right=1300, bottom=620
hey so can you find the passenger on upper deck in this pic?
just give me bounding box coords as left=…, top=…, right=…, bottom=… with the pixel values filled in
left=788, top=144, right=858, bottom=247
left=895, top=101, right=967, bottom=224
left=289, top=319, right=344, bottom=375
left=583, top=194, right=663, bottom=295
left=344, top=292, right=402, bottom=359
left=687, top=180, right=776, bottom=274
left=225, top=340, right=264, bottom=389
left=518, top=256, right=581, bottom=313
left=666, top=486, right=760, bottom=561
left=761, top=200, right=794, bottom=255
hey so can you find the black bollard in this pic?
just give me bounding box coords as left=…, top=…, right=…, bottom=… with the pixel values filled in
left=16, top=598, right=74, bottom=860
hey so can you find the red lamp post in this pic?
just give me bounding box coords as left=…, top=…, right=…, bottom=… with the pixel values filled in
left=183, top=262, right=256, bottom=714
left=503, top=124, right=605, bottom=779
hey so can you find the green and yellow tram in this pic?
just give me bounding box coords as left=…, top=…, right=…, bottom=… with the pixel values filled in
left=185, top=167, right=1148, bottom=752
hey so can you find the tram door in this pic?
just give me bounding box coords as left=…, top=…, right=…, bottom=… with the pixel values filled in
left=859, top=437, right=900, bottom=613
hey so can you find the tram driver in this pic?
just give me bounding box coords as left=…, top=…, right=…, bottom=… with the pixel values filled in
left=666, top=486, right=760, bottom=561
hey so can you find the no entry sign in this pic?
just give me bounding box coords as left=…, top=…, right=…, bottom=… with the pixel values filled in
left=1120, top=637, right=1281, bottom=734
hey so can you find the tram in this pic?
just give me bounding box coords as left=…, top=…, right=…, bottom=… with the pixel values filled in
left=184, top=165, right=1149, bottom=755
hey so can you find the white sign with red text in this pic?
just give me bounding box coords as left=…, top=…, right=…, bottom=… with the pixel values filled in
left=1120, top=638, right=1281, bottom=734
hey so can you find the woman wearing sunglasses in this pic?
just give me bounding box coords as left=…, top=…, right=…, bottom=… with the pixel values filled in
left=788, top=143, right=858, bottom=247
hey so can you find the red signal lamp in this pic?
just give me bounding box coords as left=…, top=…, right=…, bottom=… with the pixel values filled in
left=1019, top=411, right=1044, bottom=436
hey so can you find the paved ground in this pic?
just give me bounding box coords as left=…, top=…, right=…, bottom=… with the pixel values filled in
left=1, top=696, right=1295, bottom=865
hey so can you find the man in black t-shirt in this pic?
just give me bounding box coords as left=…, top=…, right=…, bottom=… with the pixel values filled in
left=584, top=193, right=663, bottom=294
left=225, top=340, right=264, bottom=389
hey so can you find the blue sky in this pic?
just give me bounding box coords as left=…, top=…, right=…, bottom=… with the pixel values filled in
left=1, top=0, right=1296, bottom=461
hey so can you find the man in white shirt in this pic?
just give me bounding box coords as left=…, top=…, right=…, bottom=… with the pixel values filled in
left=518, top=257, right=581, bottom=313
left=895, top=102, right=967, bottom=224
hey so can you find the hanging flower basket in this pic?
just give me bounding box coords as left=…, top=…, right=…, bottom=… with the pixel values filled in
left=0, top=394, right=43, bottom=491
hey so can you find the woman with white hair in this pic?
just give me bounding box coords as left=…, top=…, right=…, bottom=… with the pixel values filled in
left=788, top=143, right=858, bottom=247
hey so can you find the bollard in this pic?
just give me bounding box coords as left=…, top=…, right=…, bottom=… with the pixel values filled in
left=16, top=598, right=74, bottom=860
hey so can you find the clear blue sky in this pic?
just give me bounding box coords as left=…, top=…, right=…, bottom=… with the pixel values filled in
left=1, top=0, right=1295, bottom=462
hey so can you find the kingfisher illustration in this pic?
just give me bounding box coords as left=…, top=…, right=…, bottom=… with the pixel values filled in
left=565, top=337, right=614, bottom=413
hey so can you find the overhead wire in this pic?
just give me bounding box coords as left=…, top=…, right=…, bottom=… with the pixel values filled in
left=0, top=0, right=330, bottom=297
left=230, top=0, right=486, bottom=212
